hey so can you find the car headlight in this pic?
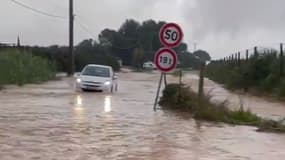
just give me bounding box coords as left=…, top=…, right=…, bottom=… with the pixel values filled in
left=77, top=78, right=81, bottom=83
left=104, top=81, right=111, bottom=85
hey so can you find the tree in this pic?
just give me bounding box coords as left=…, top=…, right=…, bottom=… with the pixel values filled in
left=19, top=19, right=210, bottom=72
left=178, top=51, right=201, bottom=69
left=77, top=39, right=93, bottom=48
left=133, top=48, right=144, bottom=71
left=193, top=50, right=211, bottom=62
left=98, top=29, right=116, bottom=47
left=119, top=19, right=140, bottom=39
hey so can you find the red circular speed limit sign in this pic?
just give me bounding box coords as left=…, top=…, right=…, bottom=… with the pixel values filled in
left=159, top=23, right=183, bottom=48
left=154, top=48, right=177, bottom=73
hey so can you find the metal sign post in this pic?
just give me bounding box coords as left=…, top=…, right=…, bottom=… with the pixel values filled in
left=153, top=48, right=177, bottom=111
left=153, top=73, right=164, bottom=111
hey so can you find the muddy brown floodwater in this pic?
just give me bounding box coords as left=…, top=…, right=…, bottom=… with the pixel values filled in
left=1, top=72, right=285, bottom=160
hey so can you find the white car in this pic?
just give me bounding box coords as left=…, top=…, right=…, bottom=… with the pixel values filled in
left=75, top=64, right=118, bottom=92
left=143, top=62, right=156, bottom=70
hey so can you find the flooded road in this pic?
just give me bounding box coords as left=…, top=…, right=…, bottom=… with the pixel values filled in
left=1, top=72, right=285, bottom=160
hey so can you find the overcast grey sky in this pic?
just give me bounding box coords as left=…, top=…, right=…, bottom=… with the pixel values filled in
left=1, top=0, right=285, bottom=58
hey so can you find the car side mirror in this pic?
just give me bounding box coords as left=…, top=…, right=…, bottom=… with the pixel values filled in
left=113, top=74, right=119, bottom=80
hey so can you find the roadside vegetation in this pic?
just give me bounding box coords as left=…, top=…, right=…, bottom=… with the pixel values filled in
left=159, top=84, right=285, bottom=133
left=0, top=49, right=56, bottom=88
left=2, top=19, right=211, bottom=73
left=206, top=51, right=285, bottom=99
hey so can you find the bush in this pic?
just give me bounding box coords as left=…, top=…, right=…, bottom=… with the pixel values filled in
left=258, top=119, right=285, bottom=132
left=159, top=83, right=285, bottom=133
left=0, top=49, right=56, bottom=86
left=260, top=73, right=280, bottom=92
left=276, top=78, right=285, bottom=97
left=159, top=84, right=196, bottom=110
left=225, top=109, right=261, bottom=125
left=206, top=53, right=285, bottom=98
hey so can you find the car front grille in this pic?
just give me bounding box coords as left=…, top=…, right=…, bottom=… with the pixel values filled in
left=83, top=84, right=100, bottom=88
left=82, top=81, right=102, bottom=85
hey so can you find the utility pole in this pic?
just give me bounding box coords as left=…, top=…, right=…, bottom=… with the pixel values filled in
left=193, top=43, right=197, bottom=52
left=68, top=0, right=75, bottom=76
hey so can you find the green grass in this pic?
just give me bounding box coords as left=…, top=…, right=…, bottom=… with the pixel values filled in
left=0, top=49, right=56, bottom=86
left=159, top=83, right=285, bottom=133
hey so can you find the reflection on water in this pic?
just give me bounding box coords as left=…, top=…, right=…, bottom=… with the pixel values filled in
left=73, top=94, right=111, bottom=113
left=76, top=94, right=82, bottom=106
left=73, top=94, right=85, bottom=122
left=104, top=96, right=111, bottom=112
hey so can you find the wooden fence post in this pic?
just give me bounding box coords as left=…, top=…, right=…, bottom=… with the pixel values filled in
left=280, top=43, right=284, bottom=77
left=198, top=62, right=206, bottom=104
left=246, top=49, right=249, bottom=62
left=254, top=46, right=258, bottom=58
left=238, top=52, right=240, bottom=67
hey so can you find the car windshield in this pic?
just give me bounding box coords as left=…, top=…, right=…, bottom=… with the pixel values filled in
left=82, top=66, right=110, bottom=77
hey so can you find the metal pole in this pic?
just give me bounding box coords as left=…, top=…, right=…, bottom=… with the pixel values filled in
left=153, top=73, right=164, bottom=111
left=164, top=73, right=167, bottom=86
left=68, top=0, right=74, bottom=76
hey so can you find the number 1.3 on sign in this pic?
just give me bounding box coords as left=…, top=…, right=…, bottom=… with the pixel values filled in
left=160, top=56, right=172, bottom=65
left=154, top=48, right=177, bottom=73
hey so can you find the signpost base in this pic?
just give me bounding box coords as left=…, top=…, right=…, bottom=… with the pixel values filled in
left=153, top=73, right=164, bottom=111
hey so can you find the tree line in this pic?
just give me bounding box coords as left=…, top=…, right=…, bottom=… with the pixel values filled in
left=1, top=19, right=211, bottom=72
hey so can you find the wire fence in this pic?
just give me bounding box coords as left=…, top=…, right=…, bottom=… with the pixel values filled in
left=211, top=43, right=285, bottom=76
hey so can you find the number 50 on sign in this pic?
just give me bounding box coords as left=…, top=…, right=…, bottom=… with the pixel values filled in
left=159, top=23, right=183, bottom=48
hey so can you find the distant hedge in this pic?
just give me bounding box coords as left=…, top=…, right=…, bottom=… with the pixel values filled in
left=0, top=49, right=56, bottom=87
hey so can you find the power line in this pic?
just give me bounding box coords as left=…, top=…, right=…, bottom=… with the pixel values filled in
left=10, top=0, right=66, bottom=19
left=48, top=0, right=67, bottom=10
left=75, top=17, right=97, bottom=38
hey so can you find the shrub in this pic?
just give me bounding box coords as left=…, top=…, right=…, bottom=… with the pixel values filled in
left=159, top=83, right=285, bottom=133
left=260, top=73, right=280, bottom=92
left=258, top=119, right=285, bottom=132
left=276, top=78, right=285, bottom=97
left=225, top=109, right=261, bottom=125
left=159, top=84, right=196, bottom=110
left=206, top=53, right=285, bottom=98
left=0, top=49, right=56, bottom=86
